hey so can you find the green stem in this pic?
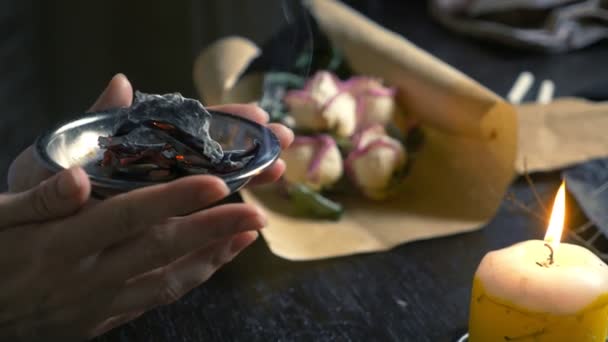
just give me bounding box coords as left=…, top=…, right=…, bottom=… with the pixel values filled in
left=287, top=183, right=344, bottom=221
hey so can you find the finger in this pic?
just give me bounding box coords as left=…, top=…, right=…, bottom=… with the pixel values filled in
left=89, top=73, right=133, bottom=112
left=7, top=146, right=54, bottom=193
left=97, top=203, right=266, bottom=280
left=52, top=175, right=230, bottom=258
left=107, top=231, right=258, bottom=316
left=268, top=123, right=294, bottom=150
left=106, top=239, right=229, bottom=316
left=208, top=105, right=294, bottom=149
left=89, top=310, right=144, bottom=338
left=0, top=167, right=90, bottom=228
left=248, top=159, right=286, bottom=187
left=208, top=105, right=292, bottom=185
left=8, top=74, right=132, bottom=194
left=209, top=104, right=269, bottom=124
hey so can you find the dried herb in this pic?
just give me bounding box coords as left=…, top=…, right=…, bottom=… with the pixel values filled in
left=98, top=91, right=258, bottom=181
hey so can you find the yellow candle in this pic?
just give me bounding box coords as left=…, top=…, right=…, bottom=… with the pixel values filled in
left=469, top=182, right=608, bottom=341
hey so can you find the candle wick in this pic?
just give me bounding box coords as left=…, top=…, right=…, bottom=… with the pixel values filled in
left=544, top=243, right=554, bottom=265
left=535, top=243, right=555, bottom=268
left=536, top=243, right=555, bottom=268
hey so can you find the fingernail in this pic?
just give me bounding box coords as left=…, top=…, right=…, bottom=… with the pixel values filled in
left=237, top=214, right=267, bottom=234
left=101, top=74, right=127, bottom=96
left=193, top=177, right=231, bottom=208
left=230, top=231, right=259, bottom=253
left=91, top=76, right=116, bottom=107
left=114, top=72, right=126, bottom=80
left=286, top=127, right=295, bottom=141
left=57, top=168, right=82, bottom=199
left=105, top=73, right=122, bottom=91
left=113, top=73, right=129, bottom=85
left=259, top=108, right=270, bottom=122
left=209, top=179, right=230, bottom=200
left=219, top=179, right=230, bottom=194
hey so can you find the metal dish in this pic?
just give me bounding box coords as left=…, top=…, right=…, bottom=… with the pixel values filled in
left=34, top=110, right=281, bottom=198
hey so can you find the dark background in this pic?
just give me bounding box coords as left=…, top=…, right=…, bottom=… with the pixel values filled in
left=2, top=0, right=608, bottom=340
left=4, top=0, right=608, bottom=190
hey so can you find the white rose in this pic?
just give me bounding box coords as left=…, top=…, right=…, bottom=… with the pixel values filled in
left=345, top=125, right=407, bottom=200
left=281, top=135, right=343, bottom=191
left=284, top=71, right=357, bottom=137
left=344, top=76, right=397, bottom=127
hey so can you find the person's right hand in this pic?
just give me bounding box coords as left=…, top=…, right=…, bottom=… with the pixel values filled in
left=0, top=166, right=265, bottom=340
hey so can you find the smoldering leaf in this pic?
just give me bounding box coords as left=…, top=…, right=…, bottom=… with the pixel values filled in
left=99, top=91, right=259, bottom=181
left=116, top=91, right=224, bottom=162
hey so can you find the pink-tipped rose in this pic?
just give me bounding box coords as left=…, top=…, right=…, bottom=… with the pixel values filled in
left=284, top=71, right=357, bottom=137
left=343, top=76, right=397, bottom=127
left=345, top=125, right=407, bottom=200
left=281, top=135, right=343, bottom=191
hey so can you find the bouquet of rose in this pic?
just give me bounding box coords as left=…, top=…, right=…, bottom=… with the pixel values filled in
left=264, top=70, right=422, bottom=220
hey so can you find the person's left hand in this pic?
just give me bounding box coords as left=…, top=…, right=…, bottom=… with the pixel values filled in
left=7, top=74, right=294, bottom=193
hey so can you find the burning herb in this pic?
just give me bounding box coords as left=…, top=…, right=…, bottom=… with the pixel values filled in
left=98, top=91, right=258, bottom=181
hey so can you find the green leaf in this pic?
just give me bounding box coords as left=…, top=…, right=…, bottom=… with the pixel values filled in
left=264, top=72, right=306, bottom=88
left=287, top=183, right=344, bottom=221
left=292, top=37, right=350, bottom=77
left=405, top=126, right=425, bottom=153
left=386, top=123, right=407, bottom=144
left=334, top=136, right=353, bottom=154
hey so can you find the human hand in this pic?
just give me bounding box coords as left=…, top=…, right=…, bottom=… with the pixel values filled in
left=1, top=74, right=293, bottom=340
left=7, top=74, right=294, bottom=193
left=0, top=165, right=268, bottom=340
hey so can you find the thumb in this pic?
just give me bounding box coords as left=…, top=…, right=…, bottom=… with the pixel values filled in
left=7, top=145, right=53, bottom=193
left=0, top=167, right=91, bottom=228
left=7, top=74, right=132, bottom=194
left=89, top=73, right=133, bottom=112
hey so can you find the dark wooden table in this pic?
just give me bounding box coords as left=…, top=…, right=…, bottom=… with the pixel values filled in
left=96, top=179, right=567, bottom=342
left=94, top=1, right=608, bottom=341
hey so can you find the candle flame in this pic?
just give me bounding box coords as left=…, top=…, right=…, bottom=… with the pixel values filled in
left=544, top=180, right=566, bottom=250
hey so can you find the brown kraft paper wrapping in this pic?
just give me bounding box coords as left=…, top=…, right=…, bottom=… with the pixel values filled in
left=516, top=98, right=608, bottom=173
left=193, top=0, right=518, bottom=260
